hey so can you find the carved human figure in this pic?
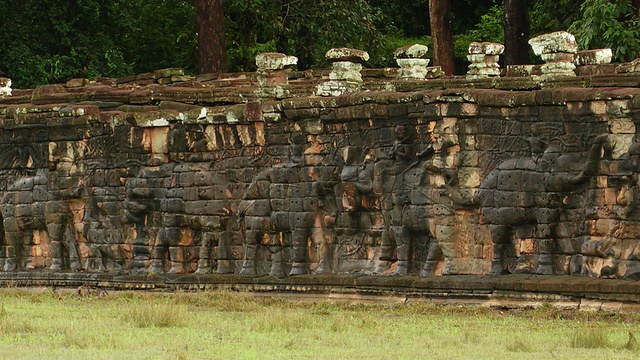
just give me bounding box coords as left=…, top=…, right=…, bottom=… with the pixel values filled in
left=377, top=125, right=417, bottom=275
left=309, top=166, right=338, bottom=274
left=336, top=147, right=380, bottom=271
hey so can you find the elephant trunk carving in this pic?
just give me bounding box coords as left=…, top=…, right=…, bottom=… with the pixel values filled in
left=453, top=134, right=608, bottom=275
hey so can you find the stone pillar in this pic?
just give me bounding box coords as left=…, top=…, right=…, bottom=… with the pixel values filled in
left=466, top=42, right=504, bottom=79
left=395, top=44, right=430, bottom=79
left=316, top=47, right=369, bottom=97
left=0, top=78, right=12, bottom=97
left=574, top=48, right=613, bottom=66
left=255, top=52, right=298, bottom=98
left=528, top=31, right=578, bottom=79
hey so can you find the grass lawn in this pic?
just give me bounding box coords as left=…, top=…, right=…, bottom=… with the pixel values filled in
left=0, top=288, right=639, bottom=359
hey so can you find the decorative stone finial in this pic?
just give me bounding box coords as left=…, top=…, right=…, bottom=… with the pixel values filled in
left=0, top=78, right=12, bottom=96
left=255, top=52, right=298, bottom=98
left=256, top=52, right=298, bottom=71
left=317, top=47, right=369, bottom=97
left=528, top=31, right=578, bottom=79
left=395, top=44, right=430, bottom=79
left=466, top=42, right=504, bottom=79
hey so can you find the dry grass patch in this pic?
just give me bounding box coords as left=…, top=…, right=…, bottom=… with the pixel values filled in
left=122, top=301, right=191, bottom=328
left=571, top=326, right=612, bottom=349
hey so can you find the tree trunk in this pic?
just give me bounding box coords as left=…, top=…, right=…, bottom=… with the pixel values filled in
left=504, top=0, right=530, bottom=65
left=429, top=0, right=455, bottom=75
left=196, top=0, right=226, bottom=74
left=634, top=0, right=640, bottom=19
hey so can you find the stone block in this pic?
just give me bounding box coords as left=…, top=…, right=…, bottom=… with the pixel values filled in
left=153, top=68, right=184, bottom=79
left=575, top=49, right=613, bottom=65
left=505, top=65, right=536, bottom=77
left=394, top=44, right=429, bottom=59
left=255, top=53, right=298, bottom=70
left=0, top=78, right=12, bottom=96
left=541, top=52, right=576, bottom=63
left=468, top=42, right=504, bottom=55
left=325, top=48, right=370, bottom=63
left=162, top=198, right=185, bottom=213
left=65, top=78, right=89, bottom=88
left=528, top=31, right=578, bottom=55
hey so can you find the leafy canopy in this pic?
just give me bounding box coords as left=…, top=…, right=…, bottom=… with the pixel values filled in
left=2, top=0, right=640, bottom=88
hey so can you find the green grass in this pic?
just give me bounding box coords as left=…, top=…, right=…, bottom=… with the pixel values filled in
left=0, top=288, right=639, bottom=359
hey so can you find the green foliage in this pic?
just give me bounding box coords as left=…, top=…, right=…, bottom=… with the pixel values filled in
left=0, top=0, right=195, bottom=88
left=568, top=0, right=640, bottom=61
left=4, top=0, right=640, bottom=87
left=531, top=0, right=583, bottom=34
left=223, top=0, right=279, bottom=72
left=224, top=0, right=394, bottom=71
left=467, top=2, right=505, bottom=44
left=1, top=290, right=640, bottom=358
left=0, top=0, right=136, bottom=87
left=453, top=2, right=505, bottom=66
left=369, top=0, right=431, bottom=37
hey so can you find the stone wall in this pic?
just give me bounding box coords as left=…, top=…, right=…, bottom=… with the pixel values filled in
left=2, top=59, right=640, bottom=280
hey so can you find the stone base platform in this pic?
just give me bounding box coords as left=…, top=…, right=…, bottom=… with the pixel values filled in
left=1, top=272, right=639, bottom=311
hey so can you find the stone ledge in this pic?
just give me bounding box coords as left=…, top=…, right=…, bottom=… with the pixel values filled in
left=1, top=273, right=639, bottom=309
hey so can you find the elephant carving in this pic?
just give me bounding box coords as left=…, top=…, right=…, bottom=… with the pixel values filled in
left=2, top=171, right=82, bottom=271
left=238, top=162, right=336, bottom=277
left=455, top=134, right=607, bottom=275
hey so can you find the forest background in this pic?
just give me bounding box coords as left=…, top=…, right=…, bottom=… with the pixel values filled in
left=2, top=0, right=640, bottom=89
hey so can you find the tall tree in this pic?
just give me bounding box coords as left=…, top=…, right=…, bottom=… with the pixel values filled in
left=429, top=0, right=455, bottom=75
left=195, top=0, right=226, bottom=74
left=504, top=0, right=530, bottom=65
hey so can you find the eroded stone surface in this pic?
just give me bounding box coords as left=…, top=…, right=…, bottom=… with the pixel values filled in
left=529, top=31, right=578, bottom=79
left=394, top=44, right=429, bottom=59
left=2, top=59, right=640, bottom=282
left=325, top=48, right=370, bottom=63
left=528, top=31, right=578, bottom=56
left=467, top=42, right=503, bottom=78
left=256, top=52, right=298, bottom=70
left=468, top=42, right=504, bottom=55
left=0, top=78, right=11, bottom=96
left=394, top=44, right=431, bottom=80
left=575, top=49, right=613, bottom=66
left=317, top=48, right=368, bottom=96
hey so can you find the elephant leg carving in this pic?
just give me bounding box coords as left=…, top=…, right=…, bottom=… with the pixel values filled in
left=289, top=228, right=310, bottom=276
left=268, top=246, right=286, bottom=278
left=313, top=227, right=331, bottom=275
left=373, top=226, right=395, bottom=274
left=490, top=225, right=513, bottom=275
left=3, top=229, right=20, bottom=271
left=419, top=240, right=443, bottom=277
left=196, top=232, right=213, bottom=275
left=239, top=227, right=258, bottom=276
left=149, top=228, right=168, bottom=274
left=536, top=238, right=556, bottom=275
left=391, top=226, right=410, bottom=276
